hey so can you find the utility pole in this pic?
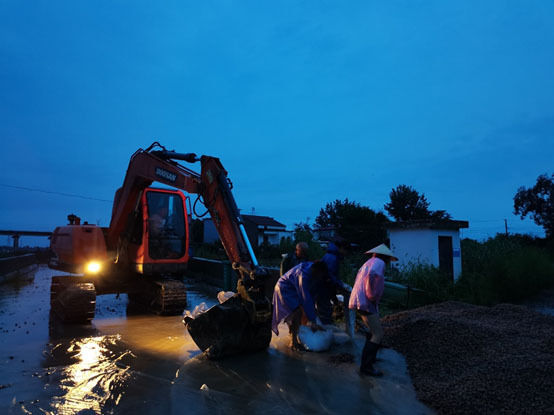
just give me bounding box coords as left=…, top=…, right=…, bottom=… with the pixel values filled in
left=504, top=219, right=508, bottom=236
left=12, top=234, right=19, bottom=256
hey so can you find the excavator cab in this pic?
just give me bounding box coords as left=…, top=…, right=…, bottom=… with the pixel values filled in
left=132, top=188, right=190, bottom=275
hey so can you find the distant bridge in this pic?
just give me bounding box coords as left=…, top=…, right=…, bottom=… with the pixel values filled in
left=0, top=230, right=52, bottom=254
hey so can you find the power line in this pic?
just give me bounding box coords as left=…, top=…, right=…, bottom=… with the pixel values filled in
left=0, top=183, right=113, bottom=203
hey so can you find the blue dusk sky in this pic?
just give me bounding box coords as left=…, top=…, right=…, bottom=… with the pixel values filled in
left=1, top=1, right=553, bottom=247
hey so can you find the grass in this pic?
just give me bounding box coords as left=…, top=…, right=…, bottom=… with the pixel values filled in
left=193, top=234, right=554, bottom=309
left=341, top=235, right=554, bottom=310
left=455, top=235, right=554, bottom=305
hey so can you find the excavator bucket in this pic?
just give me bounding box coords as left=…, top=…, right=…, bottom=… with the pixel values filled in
left=184, top=295, right=272, bottom=359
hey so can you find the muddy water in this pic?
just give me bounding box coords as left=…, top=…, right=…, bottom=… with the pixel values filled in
left=0, top=266, right=432, bottom=414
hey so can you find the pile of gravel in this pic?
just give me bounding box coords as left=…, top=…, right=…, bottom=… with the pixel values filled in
left=382, top=301, right=554, bottom=414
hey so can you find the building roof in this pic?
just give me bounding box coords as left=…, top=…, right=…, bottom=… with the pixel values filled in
left=242, top=215, right=286, bottom=228
left=386, top=219, right=469, bottom=230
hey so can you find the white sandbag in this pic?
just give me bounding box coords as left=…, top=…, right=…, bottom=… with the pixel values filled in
left=183, top=302, right=208, bottom=319
left=217, top=291, right=235, bottom=304
left=298, top=325, right=333, bottom=352
left=332, top=332, right=351, bottom=345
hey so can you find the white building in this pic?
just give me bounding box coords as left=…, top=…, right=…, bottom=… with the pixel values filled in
left=387, top=220, right=469, bottom=281
left=241, top=215, right=291, bottom=247
left=203, top=214, right=291, bottom=248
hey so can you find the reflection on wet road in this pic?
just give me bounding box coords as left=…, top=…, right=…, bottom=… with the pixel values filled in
left=0, top=266, right=432, bottom=414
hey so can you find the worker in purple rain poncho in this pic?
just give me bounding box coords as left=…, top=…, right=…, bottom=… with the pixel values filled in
left=349, top=243, right=397, bottom=376
left=272, top=260, right=327, bottom=350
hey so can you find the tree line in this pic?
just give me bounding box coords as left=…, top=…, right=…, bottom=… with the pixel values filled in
left=302, top=173, right=553, bottom=249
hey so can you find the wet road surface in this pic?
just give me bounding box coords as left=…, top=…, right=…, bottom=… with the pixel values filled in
left=0, top=266, right=432, bottom=414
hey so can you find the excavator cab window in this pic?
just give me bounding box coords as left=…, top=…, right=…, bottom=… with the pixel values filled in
left=145, top=190, right=187, bottom=260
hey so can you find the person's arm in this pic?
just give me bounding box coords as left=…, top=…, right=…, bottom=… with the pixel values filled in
left=364, top=260, right=385, bottom=302
left=365, top=272, right=384, bottom=302
left=280, top=254, right=289, bottom=276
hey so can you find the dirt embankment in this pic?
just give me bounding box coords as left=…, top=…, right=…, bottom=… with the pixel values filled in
left=382, top=301, right=554, bottom=415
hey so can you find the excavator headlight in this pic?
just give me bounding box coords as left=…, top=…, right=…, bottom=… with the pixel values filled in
left=85, top=261, right=102, bottom=274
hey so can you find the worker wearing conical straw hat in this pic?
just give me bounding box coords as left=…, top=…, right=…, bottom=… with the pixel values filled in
left=349, top=243, right=397, bottom=376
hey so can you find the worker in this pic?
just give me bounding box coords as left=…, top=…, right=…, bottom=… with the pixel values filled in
left=149, top=205, right=178, bottom=258
left=349, top=243, right=397, bottom=377
left=316, top=237, right=350, bottom=324
left=272, top=260, right=328, bottom=350
left=280, top=242, right=309, bottom=276
left=149, top=206, right=168, bottom=237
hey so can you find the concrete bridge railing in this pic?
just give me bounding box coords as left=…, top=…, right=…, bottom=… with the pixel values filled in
left=0, top=254, right=39, bottom=280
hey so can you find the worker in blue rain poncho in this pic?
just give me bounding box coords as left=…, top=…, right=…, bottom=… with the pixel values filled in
left=272, top=260, right=327, bottom=350
left=316, top=237, right=351, bottom=324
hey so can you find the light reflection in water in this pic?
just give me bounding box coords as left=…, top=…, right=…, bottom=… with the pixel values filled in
left=51, top=335, right=134, bottom=414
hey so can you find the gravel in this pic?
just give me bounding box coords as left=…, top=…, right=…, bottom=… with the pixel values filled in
left=381, top=301, right=554, bottom=415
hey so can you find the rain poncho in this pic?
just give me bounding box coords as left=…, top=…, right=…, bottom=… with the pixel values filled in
left=272, top=262, right=318, bottom=335
left=349, top=257, right=385, bottom=314
left=322, top=243, right=344, bottom=289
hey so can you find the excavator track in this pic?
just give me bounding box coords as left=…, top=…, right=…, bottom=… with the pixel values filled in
left=50, top=276, right=96, bottom=323
left=151, top=279, right=187, bottom=315
left=128, top=279, right=187, bottom=315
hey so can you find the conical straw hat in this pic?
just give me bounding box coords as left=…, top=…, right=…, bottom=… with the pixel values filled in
left=365, top=244, right=398, bottom=261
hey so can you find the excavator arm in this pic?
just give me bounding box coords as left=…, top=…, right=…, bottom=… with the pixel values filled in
left=110, top=143, right=272, bottom=358
left=108, top=143, right=257, bottom=269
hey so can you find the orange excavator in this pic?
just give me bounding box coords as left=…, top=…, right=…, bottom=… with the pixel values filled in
left=49, top=142, right=272, bottom=358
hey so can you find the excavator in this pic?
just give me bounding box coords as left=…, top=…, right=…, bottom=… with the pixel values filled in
left=49, top=142, right=272, bottom=358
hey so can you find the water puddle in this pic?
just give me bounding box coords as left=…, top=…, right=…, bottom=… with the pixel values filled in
left=0, top=266, right=432, bottom=414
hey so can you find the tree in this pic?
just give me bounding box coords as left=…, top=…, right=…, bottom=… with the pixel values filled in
left=293, top=221, right=314, bottom=243
left=315, top=199, right=389, bottom=249
left=385, top=184, right=451, bottom=222
left=430, top=210, right=452, bottom=221
left=514, top=173, right=554, bottom=239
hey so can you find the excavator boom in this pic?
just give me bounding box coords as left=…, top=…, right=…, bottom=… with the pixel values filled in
left=108, top=144, right=258, bottom=271
left=110, top=143, right=272, bottom=358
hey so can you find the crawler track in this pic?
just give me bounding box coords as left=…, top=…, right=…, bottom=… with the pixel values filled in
left=50, top=276, right=96, bottom=323
left=151, top=279, right=188, bottom=315
left=127, top=278, right=188, bottom=315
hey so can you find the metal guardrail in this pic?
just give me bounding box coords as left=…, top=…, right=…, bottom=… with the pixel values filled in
left=188, top=257, right=280, bottom=297
left=383, top=280, right=427, bottom=308
left=0, top=253, right=39, bottom=278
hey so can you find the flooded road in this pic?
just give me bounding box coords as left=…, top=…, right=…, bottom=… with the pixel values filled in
left=0, top=266, right=432, bottom=414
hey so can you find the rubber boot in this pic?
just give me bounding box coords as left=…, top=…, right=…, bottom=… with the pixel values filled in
left=360, top=333, right=372, bottom=365
left=360, top=337, right=383, bottom=377
left=361, top=333, right=379, bottom=363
